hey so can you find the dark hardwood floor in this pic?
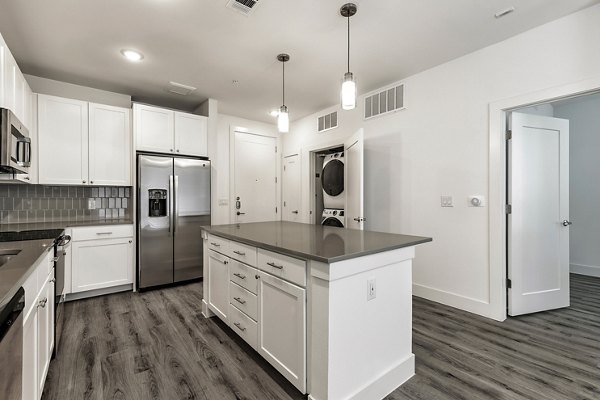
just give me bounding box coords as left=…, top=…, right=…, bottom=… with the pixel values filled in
left=42, top=274, right=600, bottom=400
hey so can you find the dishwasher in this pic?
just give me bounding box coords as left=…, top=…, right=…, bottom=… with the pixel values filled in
left=0, top=287, right=24, bottom=400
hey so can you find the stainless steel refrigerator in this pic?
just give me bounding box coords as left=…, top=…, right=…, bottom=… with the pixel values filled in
left=137, top=154, right=210, bottom=289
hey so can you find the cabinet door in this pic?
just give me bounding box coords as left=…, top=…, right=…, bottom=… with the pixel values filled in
left=174, top=112, right=207, bottom=156
left=71, top=238, right=133, bottom=293
left=89, top=103, right=131, bottom=186
left=38, top=95, right=89, bottom=185
left=37, top=277, right=54, bottom=395
left=134, top=104, right=174, bottom=153
left=207, top=250, right=229, bottom=321
left=0, top=37, right=5, bottom=108
left=23, top=307, right=38, bottom=400
left=258, top=272, right=306, bottom=392
left=2, top=49, right=16, bottom=114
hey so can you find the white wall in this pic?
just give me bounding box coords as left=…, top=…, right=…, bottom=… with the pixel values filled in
left=554, top=94, right=600, bottom=278
left=25, top=74, right=131, bottom=108
left=213, top=113, right=279, bottom=225
left=283, top=4, right=600, bottom=319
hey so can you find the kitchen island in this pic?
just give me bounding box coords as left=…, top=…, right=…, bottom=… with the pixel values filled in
left=201, top=221, right=431, bottom=400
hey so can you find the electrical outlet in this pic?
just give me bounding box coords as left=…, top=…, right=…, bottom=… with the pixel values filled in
left=441, top=195, right=453, bottom=207
left=367, top=278, right=376, bottom=301
left=87, top=198, right=96, bottom=210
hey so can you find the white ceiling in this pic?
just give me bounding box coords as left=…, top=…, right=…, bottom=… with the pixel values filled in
left=0, top=0, right=598, bottom=123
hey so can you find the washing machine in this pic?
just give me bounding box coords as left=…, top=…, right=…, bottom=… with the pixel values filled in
left=321, top=209, right=345, bottom=227
left=322, top=152, right=344, bottom=209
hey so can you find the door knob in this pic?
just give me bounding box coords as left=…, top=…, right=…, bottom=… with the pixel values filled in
left=292, top=210, right=299, bottom=214
left=237, top=211, right=245, bottom=216
left=562, top=220, right=573, bottom=226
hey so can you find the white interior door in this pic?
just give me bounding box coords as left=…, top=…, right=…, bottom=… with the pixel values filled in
left=283, top=154, right=301, bottom=222
left=344, top=129, right=364, bottom=230
left=508, top=112, right=570, bottom=316
left=233, top=132, right=278, bottom=223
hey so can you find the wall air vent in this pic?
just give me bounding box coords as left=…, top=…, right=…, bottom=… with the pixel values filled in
left=317, top=111, right=338, bottom=133
left=364, top=83, right=405, bottom=120
left=226, top=0, right=259, bottom=16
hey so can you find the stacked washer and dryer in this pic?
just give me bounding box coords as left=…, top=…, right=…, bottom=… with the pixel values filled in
left=320, top=152, right=345, bottom=227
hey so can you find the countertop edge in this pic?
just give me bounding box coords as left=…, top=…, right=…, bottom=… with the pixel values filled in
left=202, top=228, right=432, bottom=263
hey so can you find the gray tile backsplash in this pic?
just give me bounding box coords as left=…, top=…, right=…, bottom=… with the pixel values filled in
left=0, top=184, right=133, bottom=224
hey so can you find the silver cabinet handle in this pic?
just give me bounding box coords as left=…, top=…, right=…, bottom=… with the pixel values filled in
left=210, top=242, right=221, bottom=247
left=267, top=262, right=284, bottom=270
left=233, top=250, right=246, bottom=256
left=51, top=256, right=59, bottom=262
left=169, top=175, right=174, bottom=234
left=233, top=297, right=246, bottom=305
left=174, top=175, right=179, bottom=234
left=96, top=232, right=113, bottom=235
left=233, top=273, right=246, bottom=280
left=233, top=322, right=246, bottom=332
left=562, top=220, right=573, bottom=226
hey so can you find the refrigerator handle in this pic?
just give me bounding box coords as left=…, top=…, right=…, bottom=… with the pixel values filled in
left=169, top=175, right=174, bottom=235
left=174, top=175, right=179, bottom=234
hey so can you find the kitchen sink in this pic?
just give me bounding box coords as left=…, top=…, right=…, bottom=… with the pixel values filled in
left=0, top=249, right=22, bottom=267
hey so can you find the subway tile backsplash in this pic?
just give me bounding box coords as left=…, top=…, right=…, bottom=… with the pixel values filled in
left=0, top=184, right=132, bottom=224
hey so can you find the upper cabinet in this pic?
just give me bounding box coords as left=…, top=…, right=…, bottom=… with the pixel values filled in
left=134, top=103, right=208, bottom=157
left=0, top=33, right=33, bottom=131
left=38, top=94, right=132, bottom=186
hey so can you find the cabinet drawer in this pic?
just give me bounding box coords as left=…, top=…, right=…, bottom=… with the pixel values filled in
left=71, top=224, right=133, bottom=241
left=229, top=281, right=257, bottom=321
left=228, top=303, right=257, bottom=349
left=228, top=241, right=257, bottom=267
left=257, top=248, right=306, bottom=287
left=207, top=234, right=229, bottom=255
left=229, top=260, right=258, bottom=294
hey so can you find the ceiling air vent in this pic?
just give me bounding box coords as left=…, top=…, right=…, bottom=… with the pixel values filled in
left=226, top=0, right=259, bottom=16
left=167, top=81, right=197, bottom=96
left=318, top=111, right=338, bottom=133
left=364, top=83, right=405, bottom=120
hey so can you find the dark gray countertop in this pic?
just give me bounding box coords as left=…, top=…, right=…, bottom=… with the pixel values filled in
left=202, top=221, right=432, bottom=263
left=0, top=238, right=55, bottom=311
left=0, top=219, right=133, bottom=232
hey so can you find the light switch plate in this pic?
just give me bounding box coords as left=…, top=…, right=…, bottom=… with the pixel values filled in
left=441, top=196, right=453, bottom=207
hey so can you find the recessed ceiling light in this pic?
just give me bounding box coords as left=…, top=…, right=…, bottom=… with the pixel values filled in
left=494, top=6, right=515, bottom=19
left=270, top=110, right=279, bottom=117
left=120, top=49, right=144, bottom=62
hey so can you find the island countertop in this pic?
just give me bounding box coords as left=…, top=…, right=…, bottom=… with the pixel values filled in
left=202, top=221, right=432, bottom=263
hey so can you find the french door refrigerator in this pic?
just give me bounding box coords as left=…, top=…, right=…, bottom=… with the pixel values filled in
left=137, top=154, right=210, bottom=289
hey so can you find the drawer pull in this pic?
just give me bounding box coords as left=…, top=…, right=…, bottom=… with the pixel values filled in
left=96, top=232, right=113, bottom=235
left=233, top=273, right=246, bottom=280
left=210, top=242, right=221, bottom=247
left=267, top=262, right=284, bottom=270
left=233, top=322, right=246, bottom=332
left=233, top=250, right=246, bottom=256
left=233, top=297, right=246, bottom=305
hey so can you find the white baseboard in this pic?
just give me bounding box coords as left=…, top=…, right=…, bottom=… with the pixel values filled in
left=413, top=283, right=503, bottom=321
left=570, top=263, right=600, bottom=278
left=201, top=299, right=215, bottom=318
left=65, top=284, right=133, bottom=302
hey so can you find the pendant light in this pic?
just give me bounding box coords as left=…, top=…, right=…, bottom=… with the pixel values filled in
left=340, top=3, right=357, bottom=110
left=277, top=53, right=290, bottom=133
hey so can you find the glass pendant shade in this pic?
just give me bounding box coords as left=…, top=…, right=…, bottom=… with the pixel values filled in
left=341, top=72, right=356, bottom=110
left=278, top=105, right=289, bottom=133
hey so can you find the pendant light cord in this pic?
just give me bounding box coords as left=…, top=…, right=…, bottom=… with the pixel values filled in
left=283, top=59, right=285, bottom=106
left=347, top=13, right=350, bottom=73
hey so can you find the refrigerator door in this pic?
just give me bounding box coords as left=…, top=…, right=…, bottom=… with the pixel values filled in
left=138, top=155, right=174, bottom=288
left=173, top=158, right=211, bottom=282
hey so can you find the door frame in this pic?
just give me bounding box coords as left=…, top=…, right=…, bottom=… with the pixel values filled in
left=489, top=75, right=600, bottom=321
left=229, top=126, right=281, bottom=224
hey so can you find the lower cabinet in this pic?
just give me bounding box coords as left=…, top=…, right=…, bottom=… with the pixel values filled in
left=257, top=271, right=306, bottom=393
left=70, top=225, right=134, bottom=294
left=22, top=250, right=55, bottom=400
left=207, top=250, right=229, bottom=321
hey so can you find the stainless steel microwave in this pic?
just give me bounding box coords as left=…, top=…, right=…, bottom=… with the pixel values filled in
left=0, top=108, right=31, bottom=175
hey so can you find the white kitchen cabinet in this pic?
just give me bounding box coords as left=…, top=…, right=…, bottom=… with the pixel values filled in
left=134, top=104, right=208, bottom=157
left=38, top=95, right=131, bottom=186
left=71, top=237, right=133, bottom=293
left=207, top=250, right=229, bottom=321
left=134, top=104, right=174, bottom=153
left=89, top=103, right=131, bottom=185
left=2, top=48, right=16, bottom=114
left=0, top=33, right=32, bottom=131
left=174, top=111, right=208, bottom=156
left=38, top=94, right=89, bottom=185
left=257, top=271, right=306, bottom=392
left=37, top=277, right=54, bottom=396
left=22, top=304, right=38, bottom=400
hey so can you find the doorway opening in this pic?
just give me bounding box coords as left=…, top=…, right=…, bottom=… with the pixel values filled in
left=506, top=91, right=600, bottom=316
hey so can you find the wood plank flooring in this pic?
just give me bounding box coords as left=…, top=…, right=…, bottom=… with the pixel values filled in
left=42, top=274, right=600, bottom=400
